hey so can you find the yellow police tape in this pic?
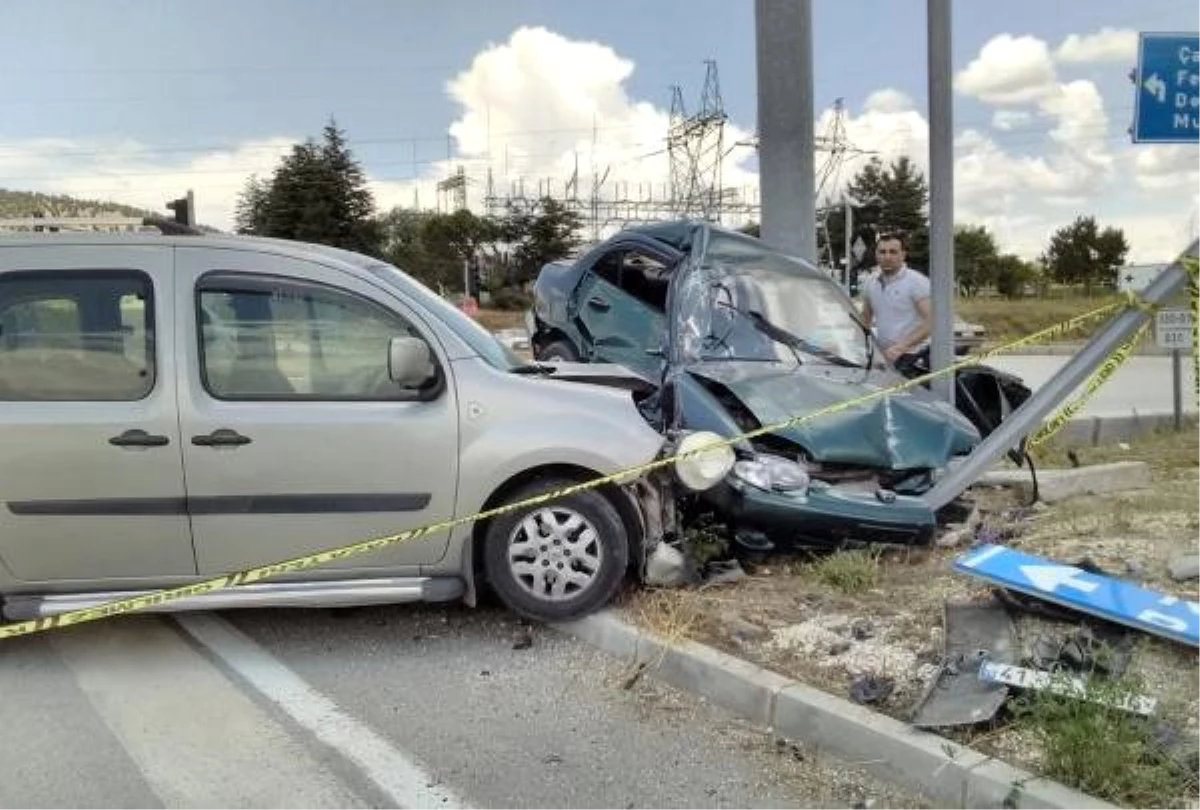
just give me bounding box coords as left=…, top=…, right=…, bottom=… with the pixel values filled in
left=1028, top=321, right=1150, bottom=449
left=1187, top=257, right=1199, bottom=401
left=0, top=293, right=1168, bottom=640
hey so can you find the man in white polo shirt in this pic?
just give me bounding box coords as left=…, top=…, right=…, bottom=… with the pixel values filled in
left=860, top=232, right=932, bottom=375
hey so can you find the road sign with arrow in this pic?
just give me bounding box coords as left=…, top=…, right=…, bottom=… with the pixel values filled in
left=1132, top=32, right=1199, bottom=143
left=954, top=544, right=1199, bottom=647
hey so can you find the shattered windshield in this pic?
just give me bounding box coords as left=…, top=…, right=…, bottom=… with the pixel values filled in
left=676, top=231, right=871, bottom=367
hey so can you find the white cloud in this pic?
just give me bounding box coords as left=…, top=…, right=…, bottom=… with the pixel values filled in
left=1131, top=144, right=1200, bottom=190
left=1039, top=79, right=1112, bottom=174
left=1054, top=27, right=1138, bottom=64
left=956, top=34, right=1057, bottom=104
left=389, top=25, right=759, bottom=228
left=991, top=110, right=1033, bottom=131
left=862, top=89, right=915, bottom=114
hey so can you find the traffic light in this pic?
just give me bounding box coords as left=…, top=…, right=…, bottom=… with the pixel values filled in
left=166, top=190, right=195, bottom=227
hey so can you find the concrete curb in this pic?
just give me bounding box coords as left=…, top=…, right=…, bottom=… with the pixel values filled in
left=976, top=460, right=1153, bottom=503
left=1057, top=411, right=1197, bottom=447
left=555, top=611, right=1116, bottom=809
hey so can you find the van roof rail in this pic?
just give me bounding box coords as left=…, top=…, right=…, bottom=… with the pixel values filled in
left=141, top=216, right=204, bottom=236
left=0, top=215, right=205, bottom=236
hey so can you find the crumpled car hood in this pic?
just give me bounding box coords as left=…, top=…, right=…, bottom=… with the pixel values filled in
left=537, top=361, right=657, bottom=394
left=686, top=362, right=979, bottom=470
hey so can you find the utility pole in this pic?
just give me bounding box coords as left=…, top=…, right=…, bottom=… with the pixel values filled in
left=843, top=199, right=853, bottom=289
left=927, top=0, right=956, bottom=404
left=754, top=0, right=816, bottom=262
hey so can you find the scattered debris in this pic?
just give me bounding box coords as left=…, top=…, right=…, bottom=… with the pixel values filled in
left=827, top=640, right=851, bottom=656
left=978, top=661, right=1157, bottom=716
left=1125, top=559, right=1147, bottom=577
left=911, top=599, right=1017, bottom=728
left=512, top=633, right=533, bottom=651
left=849, top=673, right=895, bottom=704
left=1028, top=626, right=1132, bottom=677
left=645, top=541, right=690, bottom=587
left=542, top=753, right=563, bottom=765
left=704, top=559, right=747, bottom=585
left=1168, top=554, right=1200, bottom=582
left=773, top=737, right=806, bottom=761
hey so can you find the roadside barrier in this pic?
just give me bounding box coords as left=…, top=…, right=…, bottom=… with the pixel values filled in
left=0, top=287, right=1191, bottom=641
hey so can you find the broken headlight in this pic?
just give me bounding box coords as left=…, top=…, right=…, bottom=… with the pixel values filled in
left=732, top=455, right=811, bottom=494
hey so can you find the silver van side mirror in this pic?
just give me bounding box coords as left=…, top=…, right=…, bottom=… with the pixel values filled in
left=388, top=336, right=435, bottom=387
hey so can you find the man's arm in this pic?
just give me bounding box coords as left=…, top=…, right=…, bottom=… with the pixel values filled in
left=884, top=295, right=932, bottom=361
left=860, top=296, right=874, bottom=329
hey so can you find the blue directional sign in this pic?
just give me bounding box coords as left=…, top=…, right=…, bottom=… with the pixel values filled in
left=1133, top=32, right=1199, bottom=143
left=954, top=544, right=1199, bottom=647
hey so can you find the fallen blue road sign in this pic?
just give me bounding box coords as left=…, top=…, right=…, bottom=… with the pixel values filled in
left=1133, top=32, right=1199, bottom=143
left=954, top=544, right=1199, bottom=647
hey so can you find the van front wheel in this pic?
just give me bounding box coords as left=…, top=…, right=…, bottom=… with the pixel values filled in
left=483, top=479, right=629, bottom=622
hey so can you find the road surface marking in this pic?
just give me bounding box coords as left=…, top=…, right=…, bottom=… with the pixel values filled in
left=52, top=616, right=366, bottom=808
left=175, top=612, right=469, bottom=809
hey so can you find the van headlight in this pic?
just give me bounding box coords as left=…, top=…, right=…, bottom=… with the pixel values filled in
left=674, top=431, right=736, bottom=492
left=732, top=455, right=811, bottom=494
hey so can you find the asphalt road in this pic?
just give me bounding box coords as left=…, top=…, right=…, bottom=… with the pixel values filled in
left=988, top=353, right=1197, bottom=418
left=0, top=603, right=922, bottom=808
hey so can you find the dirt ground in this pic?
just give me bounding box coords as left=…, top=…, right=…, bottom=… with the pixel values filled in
left=617, top=428, right=1200, bottom=805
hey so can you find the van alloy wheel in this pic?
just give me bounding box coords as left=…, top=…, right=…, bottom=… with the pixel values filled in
left=506, top=507, right=603, bottom=601
left=483, top=478, right=629, bottom=622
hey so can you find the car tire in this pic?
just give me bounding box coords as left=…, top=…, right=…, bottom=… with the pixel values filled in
left=483, top=478, right=629, bottom=622
left=538, top=339, right=581, bottom=362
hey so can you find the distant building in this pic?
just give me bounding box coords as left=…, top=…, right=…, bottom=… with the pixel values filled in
left=1117, top=263, right=1168, bottom=293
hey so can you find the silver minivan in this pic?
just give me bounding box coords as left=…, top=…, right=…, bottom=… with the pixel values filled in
left=0, top=229, right=679, bottom=623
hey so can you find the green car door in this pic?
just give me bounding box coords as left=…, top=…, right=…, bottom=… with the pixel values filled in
left=572, top=247, right=671, bottom=379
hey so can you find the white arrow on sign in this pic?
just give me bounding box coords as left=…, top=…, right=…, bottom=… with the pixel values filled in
left=1020, top=564, right=1099, bottom=594
left=1143, top=73, right=1167, bottom=102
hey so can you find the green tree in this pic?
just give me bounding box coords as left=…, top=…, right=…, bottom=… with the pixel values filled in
left=1041, top=216, right=1129, bottom=292
left=233, top=175, right=269, bottom=235
left=235, top=119, right=379, bottom=255
left=498, top=197, right=584, bottom=286
left=990, top=253, right=1040, bottom=299
left=954, top=224, right=999, bottom=296
left=825, top=156, right=930, bottom=274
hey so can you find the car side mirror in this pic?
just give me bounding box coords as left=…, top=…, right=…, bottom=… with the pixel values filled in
left=388, top=336, right=435, bottom=388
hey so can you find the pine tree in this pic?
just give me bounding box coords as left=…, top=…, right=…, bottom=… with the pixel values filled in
left=234, top=119, right=379, bottom=254
left=824, top=156, right=931, bottom=274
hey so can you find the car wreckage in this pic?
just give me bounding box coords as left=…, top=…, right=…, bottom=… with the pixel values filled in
left=527, top=221, right=1040, bottom=553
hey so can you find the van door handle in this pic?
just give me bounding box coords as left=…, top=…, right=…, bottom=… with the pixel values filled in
left=109, top=429, right=171, bottom=448
left=191, top=429, right=252, bottom=447
left=587, top=295, right=610, bottom=311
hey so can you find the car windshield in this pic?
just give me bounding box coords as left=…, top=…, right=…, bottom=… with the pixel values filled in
left=366, top=262, right=522, bottom=371
left=675, top=231, right=871, bottom=367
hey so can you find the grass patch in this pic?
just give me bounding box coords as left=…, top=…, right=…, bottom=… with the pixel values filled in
left=959, top=293, right=1126, bottom=343
left=1009, top=674, right=1197, bottom=807
left=1029, top=422, right=1200, bottom=476
left=805, top=549, right=882, bottom=594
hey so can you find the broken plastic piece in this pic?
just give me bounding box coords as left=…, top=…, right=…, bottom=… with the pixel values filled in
left=910, top=598, right=1017, bottom=728
left=849, top=673, right=894, bottom=704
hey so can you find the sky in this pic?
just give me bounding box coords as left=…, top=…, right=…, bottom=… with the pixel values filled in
left=1, top=0, right=1197, bottom=263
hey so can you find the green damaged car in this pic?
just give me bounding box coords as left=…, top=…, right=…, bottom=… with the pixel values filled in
left=528, top=221, right=1030, bottom=550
